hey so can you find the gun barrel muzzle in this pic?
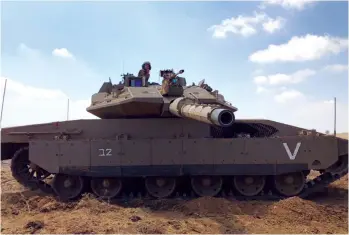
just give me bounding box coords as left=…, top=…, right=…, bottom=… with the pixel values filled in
left=169, top=97, right=235, bottom=127
left=210, top=108, right=235, bottom=127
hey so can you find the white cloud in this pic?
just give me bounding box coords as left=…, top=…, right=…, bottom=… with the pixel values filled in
left=0, top=77, right=96, bottom=128
left=1, top=76, right=66, bottom=100
left=52, top=48, right=74, bottom=59
left=256, top=86, right=269, bottom=94
left=0, top=44, right=103, bottom=128
left=253, top=69, right=316, bottom=86
left=274, top=89, right=304, bottom=103
left=262, top=16, right=285, bottom=33
left=272, top=98, right=347, bottom=133
left=253, top=75, right=268, bottom=85
left=324, top=99, right=335, bottom=104
left=208, top=11, right=285, bottom=38
left=249, top=34, right=348, bottom=63
left=323, top=64, right=348, bottom=73
left=261, top=0, right=315, bottom=11
left=255, top=89, right=348, bottom=133
left=291, top=99, right=347, bottom=133
left=269, top=69, right=316, bottom=85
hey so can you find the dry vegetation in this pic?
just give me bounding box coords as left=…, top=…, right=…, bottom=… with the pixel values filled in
left=1, top=133, right=348, bottom=234
left=1, top=165, right=348, bottom=234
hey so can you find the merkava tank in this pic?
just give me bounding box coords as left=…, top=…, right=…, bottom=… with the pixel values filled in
left=1, top=68, right=348, bottom=201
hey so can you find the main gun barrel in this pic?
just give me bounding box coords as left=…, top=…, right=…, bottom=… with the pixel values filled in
left=169, top=97, right=235, bottom=127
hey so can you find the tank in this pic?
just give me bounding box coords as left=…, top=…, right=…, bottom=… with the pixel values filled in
left=1, top=68, right=348, bottom=201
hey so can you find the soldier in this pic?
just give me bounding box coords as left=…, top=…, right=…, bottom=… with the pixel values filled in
left=138, top=61, right=152, bottom=82
left=160, top=69, right=184, bottom=95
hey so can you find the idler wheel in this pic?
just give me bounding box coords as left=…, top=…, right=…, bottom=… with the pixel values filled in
left=91, top=178, right=123, bottom=199
left=52, top=174, right=85, bottom=200
left=191, top=176, right=223, bottom=197
left=233, top=175, right=266, bottom=196
left=273, top=172, right=305, bottom=197
left=11, top=146, right=52, bottom=191
left=145, top=177, right=176, bottom=199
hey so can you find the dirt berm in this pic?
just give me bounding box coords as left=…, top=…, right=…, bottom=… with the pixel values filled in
left=1, top=160, right=348, bottom=234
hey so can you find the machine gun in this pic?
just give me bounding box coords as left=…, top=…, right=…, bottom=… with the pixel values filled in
left=160, top=69, right=186, bottom=96
left=160, top=69, right=184, bottom=84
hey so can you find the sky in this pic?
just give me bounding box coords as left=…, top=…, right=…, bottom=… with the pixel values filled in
left=0, top=0, right=348, bottom=133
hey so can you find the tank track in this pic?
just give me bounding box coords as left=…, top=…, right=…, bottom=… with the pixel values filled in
left=10, top=146, right=54, bottom=194
left=10, top=146, right=348, bottom=202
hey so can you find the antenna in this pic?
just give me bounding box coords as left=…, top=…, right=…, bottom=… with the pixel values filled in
left=0, top=78, right=7, bottom=127
left=67, top=98, right=70, bottom=121
left=334, top=97, right=336, bottom=137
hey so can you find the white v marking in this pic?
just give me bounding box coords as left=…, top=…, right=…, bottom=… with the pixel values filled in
left=283, top=142, right=301, bottom=160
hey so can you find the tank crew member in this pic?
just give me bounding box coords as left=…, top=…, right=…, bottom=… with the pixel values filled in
left=160, top=70, right=174, bottom=95
left=138, top=61, right=152, bottom=82
left=160, top=69, right=184, bottom=95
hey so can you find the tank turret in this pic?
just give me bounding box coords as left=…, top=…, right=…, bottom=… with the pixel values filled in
left=86, top=68, right=238, bottom=126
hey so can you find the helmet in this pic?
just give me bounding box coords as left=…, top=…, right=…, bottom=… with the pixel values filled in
left=142, top=61, right=151, bottom=70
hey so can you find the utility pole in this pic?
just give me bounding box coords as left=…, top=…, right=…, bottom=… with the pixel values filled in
left=334, top=97, right=336, bottom=137
left=67, top=98, right=70, bottom=121
left=0, top=78, right=7, bottom=127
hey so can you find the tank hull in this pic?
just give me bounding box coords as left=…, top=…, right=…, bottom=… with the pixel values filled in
left=27, top=136, right=343, bottom=177
left=2, top=118, right=348, bottom=201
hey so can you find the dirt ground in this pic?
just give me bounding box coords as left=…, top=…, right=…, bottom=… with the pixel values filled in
left=1, top=160, right=348, bottom=234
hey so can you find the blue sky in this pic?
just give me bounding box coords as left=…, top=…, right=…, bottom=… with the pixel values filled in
left=1, top=1, right=348, bottom=132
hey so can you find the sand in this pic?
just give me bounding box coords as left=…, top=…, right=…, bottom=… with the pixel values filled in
left=1, top=160, right=348, bottom=234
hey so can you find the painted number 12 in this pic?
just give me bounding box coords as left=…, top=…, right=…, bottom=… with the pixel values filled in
left=99, top=148, right=112, bottom=156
